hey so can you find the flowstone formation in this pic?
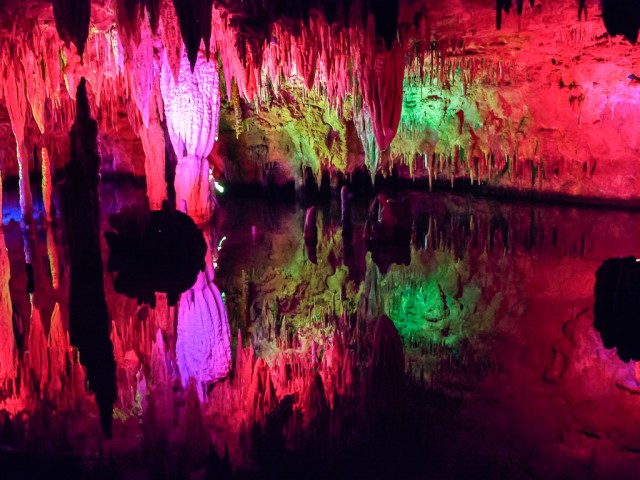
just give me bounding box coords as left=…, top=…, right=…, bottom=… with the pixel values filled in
left=161, top=48, right=220, bottom=221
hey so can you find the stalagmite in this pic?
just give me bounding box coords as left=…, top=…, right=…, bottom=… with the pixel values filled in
left=26, top=306, right=49, bottom=397
left=160, top=48, right=220, bottom=222
left=341, top=185, right=352, bottom=230
left=47, top=303, right=67, bottom=402
left=183, top=378, right=209, bottom=467
left=367, top=315, right=404, bottom=413
left=172, top=0, right=214, bottom=72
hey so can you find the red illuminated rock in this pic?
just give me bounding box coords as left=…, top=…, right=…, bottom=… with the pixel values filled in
left=0, top=176, right=17, bottom=394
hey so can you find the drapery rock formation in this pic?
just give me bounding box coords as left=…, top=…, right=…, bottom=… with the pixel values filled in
left=176, top=228, right=231, bottom=400
left=160, top=48, right=220, bottom=221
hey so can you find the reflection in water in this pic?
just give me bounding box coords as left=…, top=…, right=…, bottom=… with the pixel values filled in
left=176, top=225, right=231, bottom=401
left=304, top=206, right=318, bottom=264
left=5, top=182, right=640, bottom=476
left=594, top=257, right=640, bottom=362
left=105, top=200, right=207, bottom=307
left=0, top=180, right=16, bottom=395
left=60, top=78, right=116, bottom=438
left=176, top=267, right=231, bottom=400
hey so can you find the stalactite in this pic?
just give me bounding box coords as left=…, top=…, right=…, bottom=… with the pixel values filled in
left=22, top=49, right=46, bottom=134
left=160, top=0, right=182, bottom=83
left=131, top=20, right=155, bottom=128
left=359, top=42, right=405, bottom=151
left=354, top=107, right=379, bottom=176
left=601, top=0, right=640, bottom=44
left=172, top=0, right=214, bottom=72
left=46, top=226, right=60, bottom=290
left=136, top=24, right=168, bottom=209
left=52, top=0, right=91, bottom=57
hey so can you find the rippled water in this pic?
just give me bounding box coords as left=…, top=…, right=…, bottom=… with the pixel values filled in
left=2, top=182, right=640, bottom=478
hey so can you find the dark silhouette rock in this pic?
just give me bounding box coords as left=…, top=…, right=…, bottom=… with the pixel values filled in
left=105, top=200, right=207, bottom=307
left=594, top=256, right=640, bottom=362
left=60, top=78, right=117, bottom=438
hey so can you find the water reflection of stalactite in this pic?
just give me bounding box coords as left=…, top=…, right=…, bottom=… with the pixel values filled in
left=304, top=206, right=318, bottom=264
left=412, top=196, right=589, bottom=261
left=46, top=225, right=59, bottom=290
left=0, top=178, right=17, bottom=395
left=60, top=78, right=117, bottom=437
left=176, top=226, right=231, bottom=401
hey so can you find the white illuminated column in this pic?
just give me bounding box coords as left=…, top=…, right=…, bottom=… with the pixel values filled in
left=160, top=48, right=220, bottom=223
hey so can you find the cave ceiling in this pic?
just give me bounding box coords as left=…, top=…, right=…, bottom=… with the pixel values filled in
left=0, top=1, right=640, bottom=202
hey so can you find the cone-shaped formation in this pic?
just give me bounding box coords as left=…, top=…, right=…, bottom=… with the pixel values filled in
left=594, top=257, right=640, bottom=362
left=161, top=47, right=220, bottom=221
left=60, top=78, right=117, bottom=438
left=52, top=0, right=91, bottom=56
left=173, top=0, right=214, bottom=72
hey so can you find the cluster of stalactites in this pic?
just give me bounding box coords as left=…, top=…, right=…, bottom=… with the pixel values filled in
left=0, top=0, right=430, bottom=194
left=211, top=3, right=431, bottom=159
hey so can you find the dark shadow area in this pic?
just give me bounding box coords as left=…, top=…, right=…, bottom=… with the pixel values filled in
left=0, top=447, right=81, bottom=480
left=594, top=256, right=640, bottom=362
left=60, top=77, right=117, bottom=438
left=105, top=200, right=207, bottom=307
left=364, top=193, right=412, bottom=273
